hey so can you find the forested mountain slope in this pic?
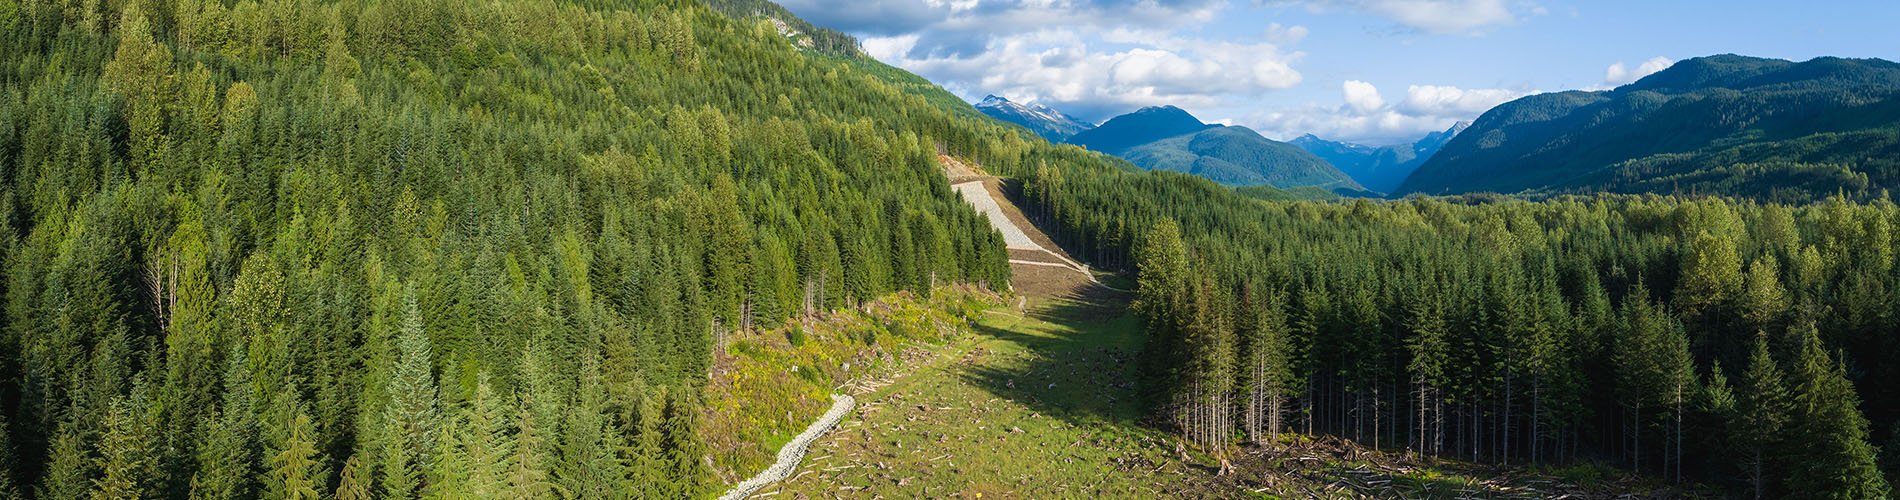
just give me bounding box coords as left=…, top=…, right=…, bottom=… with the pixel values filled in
left=1397, top=55, right=1900, bottom=202
left=0, top=0, right=1123, bottom=496
left=1292, top=121, right=1466, bottom=194
left=1067, top=106, right=1361, bottom=190
left=1017, top=159, right=1900, bottom=497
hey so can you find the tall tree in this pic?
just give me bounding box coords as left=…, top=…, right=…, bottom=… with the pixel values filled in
left=382, top=289, right=442, bottom=499
left=1737, top=331, right=1789, bottom=499
left=1786, top=324, right=1889, bottom=499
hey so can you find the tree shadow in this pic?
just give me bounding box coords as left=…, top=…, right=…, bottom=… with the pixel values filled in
left=953, top=285, right=1149, bottom=430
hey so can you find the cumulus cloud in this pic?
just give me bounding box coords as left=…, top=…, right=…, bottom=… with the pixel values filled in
left=1342, top=80, right=1384, bottom=113
left=1604, top=56, right=1673, bottom=86
left=865, top=28, right=1305, bottom=120
left=1247, top=81, right=1530, bottom=144
left=1397, top=84, right=1524, bottom=115
left=1261, top=0, right=1535, bottom=35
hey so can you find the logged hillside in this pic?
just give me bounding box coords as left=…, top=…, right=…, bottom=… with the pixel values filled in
left=1016, top=156, right=1900, bottom=496
left=0, top=0, right=1148, bottom=496
left=1399, top=55, right=1900, bottom=202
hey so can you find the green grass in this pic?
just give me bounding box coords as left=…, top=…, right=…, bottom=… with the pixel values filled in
left=770, top=292, right=1202, bottom=498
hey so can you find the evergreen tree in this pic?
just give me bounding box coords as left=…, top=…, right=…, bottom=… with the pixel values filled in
left=265, top=411, right=322, bottom=500
left=334, top=456, right=369, bottom=500
left=89, top=398, right=149, bottom=500
left=1407, top=300, right=1449, bottom=457
left=555, top=357, right=629, bottom=500
left=1738, top=331, right=1789, bottom=499
left=38, top=420, right=93, bottom=500
left=1786, top=324, right=1889, bottom=499
left=503, top=395, right=554, bottom=500
left=382, top=289, right=442, bottom=499
left=195, top=343, right=257, bottom=500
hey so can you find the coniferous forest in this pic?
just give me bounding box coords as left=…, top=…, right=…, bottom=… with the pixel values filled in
left=4, top=0, right=1900, bottom=497
left=0, top=0, right=1038, bottom=497
left=1019, top=163, right=1899, bottom=497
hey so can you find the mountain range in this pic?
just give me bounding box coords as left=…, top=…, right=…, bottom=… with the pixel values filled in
left=1290, top=122, right=1468, bottom=194
left=1064, top=106, right=1364, bottom=191
left=1398, top=54, right=1900, bottom=201
left=975, top=95, right=1096, bottom=142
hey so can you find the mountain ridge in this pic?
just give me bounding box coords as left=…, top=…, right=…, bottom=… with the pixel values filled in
left=1397, top=54, right=1900, bottom=201
left=975, top=95, right=1096, bottom=142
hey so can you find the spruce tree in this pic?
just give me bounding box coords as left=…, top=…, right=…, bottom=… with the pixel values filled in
left=90, top=397, right=148, bottom=500
left=38, top=419, right=93, bottom=500
left=1786, top=324, right=1889, bottom=499
left=265, top=411, right=321, bottom=500
left=334, top=456, right=369, bottom=500
left=382, top=289, right=442, bottom=499
left=195, top=343, right=256, bottom=500
left=555, top=357, right=630, bottom=500
left=504, top=395, right=554, bottom=500
left=1738, top=331, right=1789, bottom=499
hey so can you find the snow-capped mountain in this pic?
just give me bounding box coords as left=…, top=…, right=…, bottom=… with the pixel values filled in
left=975, top=95, right=1096, bottom=142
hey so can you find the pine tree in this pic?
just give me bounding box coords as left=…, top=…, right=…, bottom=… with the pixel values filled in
left=195, top=343, right=257, bottom=500
left=1407, top=300, right=1449, bottom=457
left=265, top=411, right=322, bottom=500
left=555, top=357, right=630, bottom=500
left=90, top=397, right=149, bottom=500
left=503, top=394, right=554, bottom=500
left=382, top=289, right=442, bottom=499
left=1737, top=331, right=1789, bottom=499
left=334, top=456, right=369, bottom=500
left=1786, top=324, right=1889, bottom=499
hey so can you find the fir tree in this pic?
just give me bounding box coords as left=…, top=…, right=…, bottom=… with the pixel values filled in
left=89, top=398, right=148, bottom=500
left=382, top=289, right=442, bottom=499
left=334, top=456, right=369, bottom=500
left=1786, top=324, right=1889, bottom=499
left=265, top=411, right=322, bottom=500
left=1738, top=331, right=1789, bottom=499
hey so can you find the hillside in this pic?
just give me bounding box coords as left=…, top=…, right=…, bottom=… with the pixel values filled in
left=1068, top=106, right=1362, bottom=190
left=1065, top=105, right=1217, bottom=155
left=1122, top=126, right=1365, bottom=190
left=0, top=0, right=1089, bottom=497
left=1397, top=55, right=1900, bottom=201
left=1292, top=121, right=1467, bottom=193
left=976, top=95, right=1096, bottom=142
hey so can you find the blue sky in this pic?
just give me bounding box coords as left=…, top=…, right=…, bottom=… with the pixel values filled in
left=778, top=0, right=1900, bottom=145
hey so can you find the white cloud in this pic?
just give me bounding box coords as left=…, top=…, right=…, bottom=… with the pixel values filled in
left=1264, top=0, right=1535, bottom=35
left=865, top=27, right=1306, bottom=121
left=1398, top=84, right=1525, bottom=115
left=1342, top=80, right=1385, bottom=113
left=1247, top=81, right=1530, bottom=144
left=1265, top=22, right=1310, bottom=43
left=1604, top=56, right=1673, bottom=86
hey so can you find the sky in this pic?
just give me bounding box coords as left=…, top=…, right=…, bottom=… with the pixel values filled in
left=777, top=0, right=1900, bottom=145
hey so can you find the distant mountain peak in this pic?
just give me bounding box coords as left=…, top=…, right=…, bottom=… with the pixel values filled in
left=974, top=94, right=1095, bottom=142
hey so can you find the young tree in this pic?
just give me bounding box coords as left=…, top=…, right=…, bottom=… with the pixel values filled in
left=264, top=411, right=321, bottom=500
left=1737, top=331, right=1789, bottom=499
left=334, top=456, right=369, bottom=500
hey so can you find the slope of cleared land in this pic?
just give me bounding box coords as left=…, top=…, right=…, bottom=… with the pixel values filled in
left=742, top=177, right=1675, bottom=499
